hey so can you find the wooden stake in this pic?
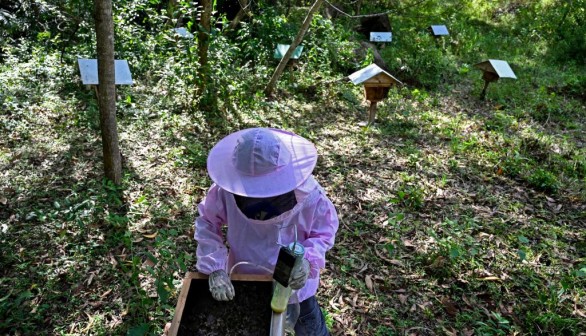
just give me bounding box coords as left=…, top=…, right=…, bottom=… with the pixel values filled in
left=368, top=101, right=378, bottom=124
left=480, top=80, right=490, bottom=100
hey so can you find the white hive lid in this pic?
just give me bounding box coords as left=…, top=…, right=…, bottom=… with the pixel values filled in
left=78, top=59, right=134, bottom=85
left=348, top=64, right=402, bottom=85
left=488, top=59, right=517, bottom=79
left=430, top=25, right=449, bottom=35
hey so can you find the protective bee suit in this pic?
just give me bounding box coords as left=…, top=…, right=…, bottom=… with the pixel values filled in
left=194, top=128, right=338, bottom=335
left=195, top=175, right=338, bottom=303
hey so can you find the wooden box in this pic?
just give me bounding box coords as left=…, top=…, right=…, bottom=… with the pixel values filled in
left=168, top=272, right=282, bottom=336
left=364, top=85, right=391, bottom=102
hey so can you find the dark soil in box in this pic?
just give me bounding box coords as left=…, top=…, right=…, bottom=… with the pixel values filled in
left=177, top=279, right=273, bottom=336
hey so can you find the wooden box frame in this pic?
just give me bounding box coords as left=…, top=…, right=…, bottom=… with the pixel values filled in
left=364, top=85, right=391, bottom=102
left=167, top=272, right=285, bottom=336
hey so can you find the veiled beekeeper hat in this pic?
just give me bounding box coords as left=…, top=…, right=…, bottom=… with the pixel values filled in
left=206, top=128, right=318, bottom=197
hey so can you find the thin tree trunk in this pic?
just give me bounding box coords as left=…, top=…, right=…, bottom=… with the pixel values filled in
left=227, top=0, right=248, bottom=31
left=198, top=0, right=212, bottom=94
left=355, top=0, right=362, bottom=15
left=265, top=0, right=324, bottom=97
left=166, top=0, right=181, bottom=27
left=94, top=0, right=122, bottom=184
left=359, top=41, right=389, bottom=71
left=556, top=0, right=573, bottom=34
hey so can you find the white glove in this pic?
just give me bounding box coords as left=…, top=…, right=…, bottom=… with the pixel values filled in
left=289, top=259, right=311, bottom=290
left=208, top=270, right=235, bottom=301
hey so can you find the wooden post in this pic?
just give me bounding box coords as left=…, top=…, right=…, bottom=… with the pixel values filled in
left=94, top=0, right=122, bottom=185
left=93, top=85, right=100, bottom=104
left=480, top=71, right=499, bottom=100
left=480, top=80, right=490, bottom=100
left=368, top=101, right=378, bottom=124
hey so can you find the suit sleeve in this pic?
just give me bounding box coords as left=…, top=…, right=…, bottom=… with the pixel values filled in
left=194, top=184, right=229, bottom=274
left=302, top=193, right=339, bottom=279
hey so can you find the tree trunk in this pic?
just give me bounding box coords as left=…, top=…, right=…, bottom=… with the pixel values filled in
left=94, top=0, right=122, bottom=184
left=355, top=0, right=362, bottom=15
left=227, top=0, right=249, bottom=31
left=359, top=41, right=390, bottom=71
left=264, top=0, right=324, bottom=97
left=166, top=0, right=181, bottom=27
left=198, top=0, right=212, bottom=94
left=556, top=0, right=573, bottom=34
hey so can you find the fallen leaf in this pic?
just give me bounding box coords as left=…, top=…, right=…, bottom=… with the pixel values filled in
left=0, top=197, right=7, bottom=205
left=109, top=253, right=118, bottom=266
left=143, top=232, right=158, bottom=239
left=365, top=275, right=374, bottom=292
left=429, top=255, right=447, bottom=269
left=499, top=302, right=513, bottom=315
left=89, top=301, right=104, bottom=308
left=80, top=312, right=96, bottom=334
left=398, top=294, right=408, bottom=304
left=143, top=258, right=155, bottom=268
left=441, top=297, right=459, bottom=316
left=389, top=259, right=404, bottom=267
left=374, top=245, right=404, bottom=268
left=417, top=301, right=432, bottom=310
left=442, top=327, right=457, bottom=336
left=462, top=329, right=474, bottom=336
left=100, top=289, right=112, bottom=298
left=478, top=276, right=501, bottom=281
left=87, top=273, right=95, bottom=286
left=329, top=290, right=341, bottom=310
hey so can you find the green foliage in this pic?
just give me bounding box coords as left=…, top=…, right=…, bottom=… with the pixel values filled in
left=238, top=9, right=295, bottom=64
left=302, top=14, right=362, bottom=75
left=475, top=312, right=511, bottom=336
left=321, top=307, right=334, bottom=330
left=527, top=168, right=560, bottom=193
left=382, top=30, right=457, bottom=89
left=515, top=0, right=586, bottom=64
left=390, top=183, right=425, bottom=210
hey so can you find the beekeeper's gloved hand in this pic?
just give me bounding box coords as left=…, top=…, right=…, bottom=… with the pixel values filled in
left=209, top=270, right=235, bottom=301
left=289, top=259, right=311, bottom=290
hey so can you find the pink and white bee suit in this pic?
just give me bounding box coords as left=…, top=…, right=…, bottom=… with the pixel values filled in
left=194, top=128, right=339, bottom=304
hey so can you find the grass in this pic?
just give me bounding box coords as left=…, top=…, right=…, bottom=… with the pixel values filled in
left=1, top=2, right=586, bottom=335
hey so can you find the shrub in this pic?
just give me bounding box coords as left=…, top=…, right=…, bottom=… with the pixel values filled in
left=527, top=168, right=560, bottom=193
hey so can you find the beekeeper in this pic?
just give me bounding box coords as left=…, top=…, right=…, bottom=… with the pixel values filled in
left=194, top=127, right=339, bottom=336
